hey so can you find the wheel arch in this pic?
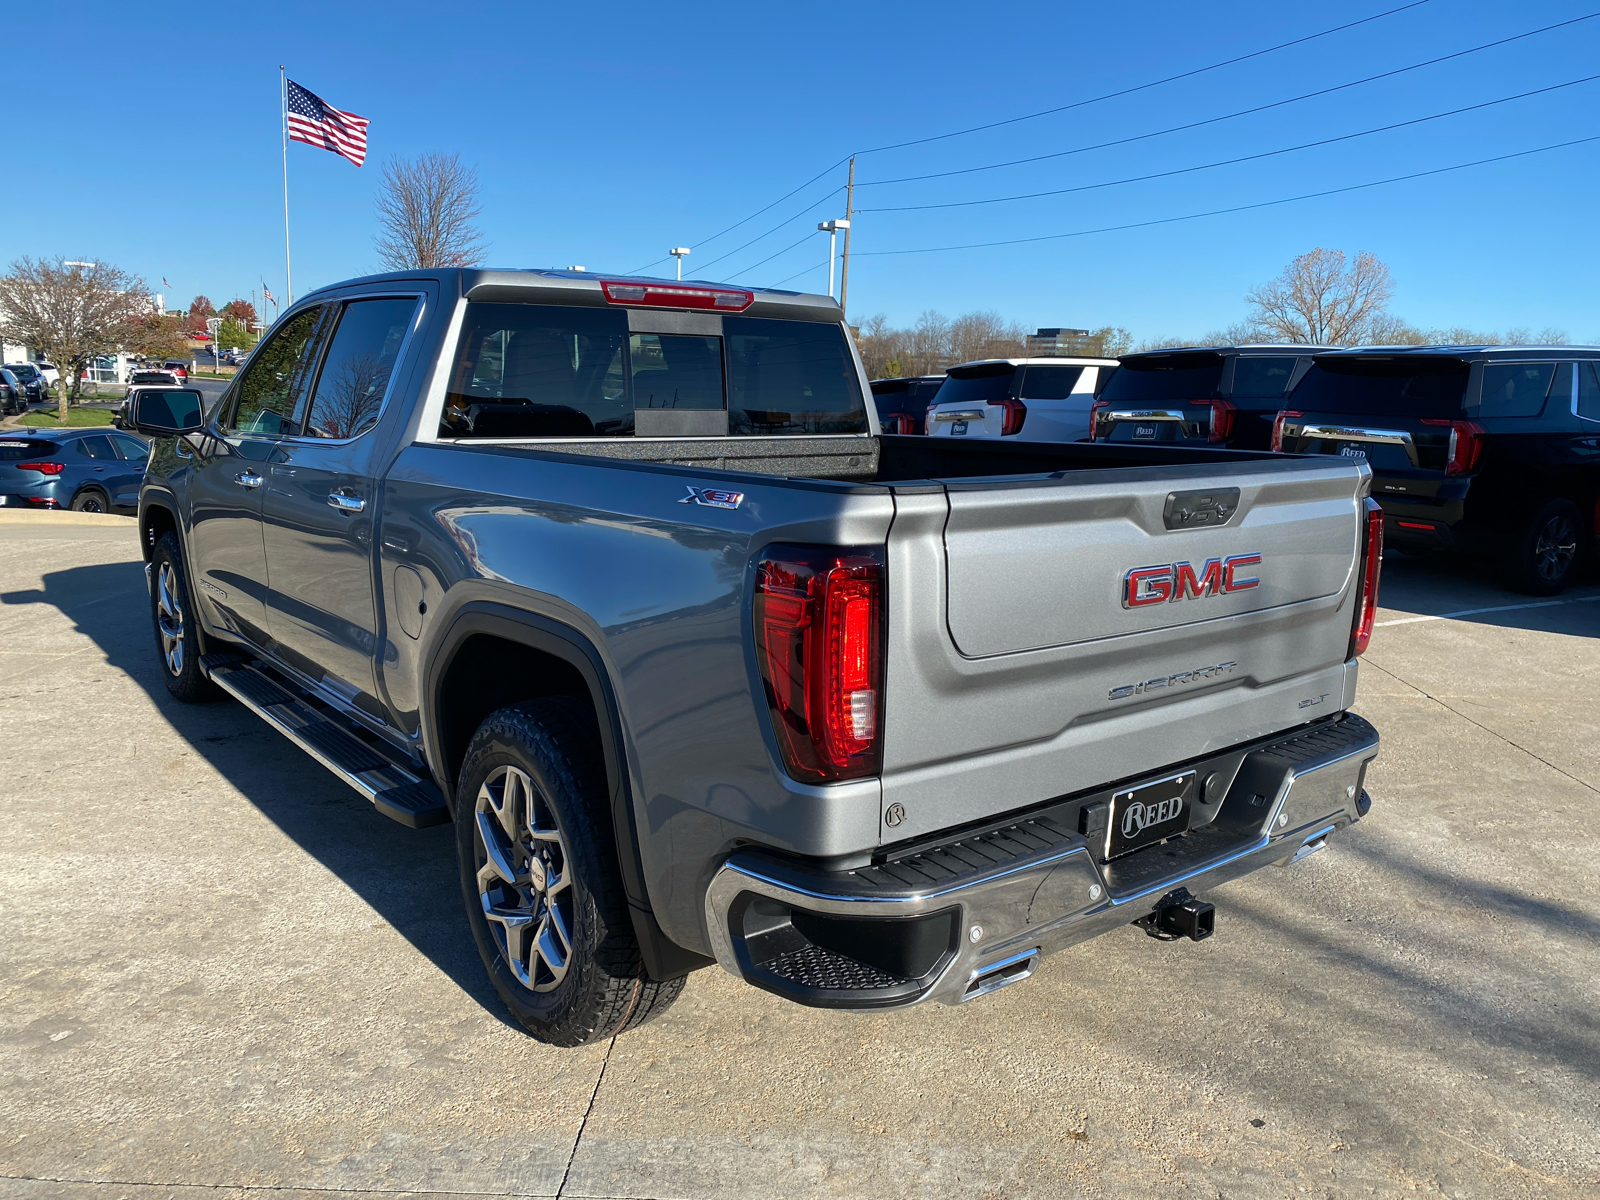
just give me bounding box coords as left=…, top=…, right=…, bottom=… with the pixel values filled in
left=421, top=601, right=710, bottom=980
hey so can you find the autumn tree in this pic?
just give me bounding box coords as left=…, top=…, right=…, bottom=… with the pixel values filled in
left=122, top=312, right=193, bottom=361
left=187, top=294, right=216, bottom=335
left=1245, top=248, right=1394, bottom=345
left=0, top=257, right=152, bottom=418
left=374, top=152, right=488, bottom=270
left=220, top=298, right=258, bottom=328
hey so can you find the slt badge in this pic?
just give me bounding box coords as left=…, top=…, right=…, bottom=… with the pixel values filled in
left=680, top=486, right=745, bottom=511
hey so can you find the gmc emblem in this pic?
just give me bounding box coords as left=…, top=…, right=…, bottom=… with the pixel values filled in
left=1123, top=553, right=1261, bottom=609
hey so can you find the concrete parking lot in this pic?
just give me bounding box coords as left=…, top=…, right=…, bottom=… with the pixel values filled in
left=1, top=519, right=1597, bottom=1199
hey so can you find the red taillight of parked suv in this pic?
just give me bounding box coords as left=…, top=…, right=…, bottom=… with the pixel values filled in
left=15, top=461, right=63, bottom=475
left=1270, top=410, right=1303, bottom=452
left=1420, top=418, right=1486, bottom=474
left=753, top=545, right=885, bottom=783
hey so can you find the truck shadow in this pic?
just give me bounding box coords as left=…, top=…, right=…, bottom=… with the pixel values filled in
left=1377, top=549, right=1600, bottom=634
left=0, top=557, right=518, bottom=1031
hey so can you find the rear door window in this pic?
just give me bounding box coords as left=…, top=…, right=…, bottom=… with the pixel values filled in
left=1019, top=365, right=1085, bottom=399
left=1480, top=363, right=1555, bottom=418
left=302, top=297, right=419, bottom=439
left=1230, top=356, right=1297, bottom=401
left=1579, top=362, right=1600, bottom=421
left=75, top=435, right=117, bottom=460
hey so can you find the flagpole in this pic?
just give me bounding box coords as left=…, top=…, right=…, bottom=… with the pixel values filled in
left=280, top=65, right=292, bottom=306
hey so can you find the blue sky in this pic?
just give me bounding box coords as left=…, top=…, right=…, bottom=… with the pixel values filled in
left=7, top=0, right=1600, bottom=340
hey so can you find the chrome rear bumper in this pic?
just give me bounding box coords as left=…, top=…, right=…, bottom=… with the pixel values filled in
left=704, top=712, right=1379, bottom=1009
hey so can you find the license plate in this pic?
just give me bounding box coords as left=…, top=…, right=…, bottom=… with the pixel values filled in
left=1133, top=424, right=1156, bottom=440
left=1106, top=771, right=1196, bottom=859
left=951, top=420, right=968, bottom=435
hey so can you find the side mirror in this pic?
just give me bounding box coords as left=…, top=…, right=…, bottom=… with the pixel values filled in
left=130, top=388, right=204, bottom=435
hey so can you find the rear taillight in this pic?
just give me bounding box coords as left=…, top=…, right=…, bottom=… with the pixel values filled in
left=1420, top=418, right=1485, bottom=474
left=989, top=397, right=1027, bottom=436
left=753, top=545, right=884, bottom=783
left=1270, top=410, right=1302, bottom=453
left=16, top=461, right=63, bottom=475
left=883, top=414, right=917, bottom=435
left=600, top=279, right=754, bottom=311
left=1349, top=498, right=1383, bottom=658
left=1089, top=399, right=1111, bottom=440
left=1200, top=399, right=1236, bottom=443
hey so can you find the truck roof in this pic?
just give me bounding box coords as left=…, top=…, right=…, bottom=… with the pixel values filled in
left=297, top=267, right=844, bottom=323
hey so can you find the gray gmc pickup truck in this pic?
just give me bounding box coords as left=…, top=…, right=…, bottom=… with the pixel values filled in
left=129, top=269, right=1383, bottom=1046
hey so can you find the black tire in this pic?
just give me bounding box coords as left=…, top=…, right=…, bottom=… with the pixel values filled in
left=1502, top=498, right=1584, bottom=595
left=70, top=488, right=109, bottom=513
left=149, top=532, right=218, bottom=702
left=455, top=699, right=684, bottom=1046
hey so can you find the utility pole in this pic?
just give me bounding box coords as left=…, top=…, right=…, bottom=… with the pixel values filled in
left=838, top=155, right=855, bottom=318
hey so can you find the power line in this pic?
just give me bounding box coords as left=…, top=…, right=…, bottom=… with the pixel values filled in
left=856, top=0, right=1435, bottom=155
left=630, top=1, right=1434, bottom=268
left=858, top=11, right=1600, bottom=190
left=859, top=74, right=1600, bottom=213
left=687, top=186, right=845, bottom=276
left=716, top=228, right=820, bottom=282
left=770, top=259, right=832, bottom=288
left=853, top=135, right=1600, bottom=258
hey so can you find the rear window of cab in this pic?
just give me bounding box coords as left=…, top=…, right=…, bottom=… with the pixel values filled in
left=441, top=303, right=867, bottom=438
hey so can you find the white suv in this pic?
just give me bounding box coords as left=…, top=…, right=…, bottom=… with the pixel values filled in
left=924, top=357, right=1118, bottom=442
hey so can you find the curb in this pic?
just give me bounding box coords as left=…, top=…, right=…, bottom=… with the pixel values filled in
left=0, top=511, right=137, bottom=527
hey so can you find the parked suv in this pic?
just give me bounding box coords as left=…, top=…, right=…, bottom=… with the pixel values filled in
left=1091, top=347, right=1321, bottom=449
left=0, top=426, right=152, bottom=511
left=925, top=357, right=1118, bottom=442
left=0, top=369, right=26, bottom=416
left=869, top=374, right=945, bottom=434
left=1274, top=346, right=1600, bottom=593
left=5, top=362, right=47, bottom=405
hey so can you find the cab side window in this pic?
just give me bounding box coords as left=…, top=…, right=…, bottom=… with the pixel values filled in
left=303, top=298, right=420, bottom=439
left=221, top=306, right=325, bottom=435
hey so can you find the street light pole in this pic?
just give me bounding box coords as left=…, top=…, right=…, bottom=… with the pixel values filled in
left=670, top=247, right=691, bottom=280
left=816, top=221, right=849, bottom=300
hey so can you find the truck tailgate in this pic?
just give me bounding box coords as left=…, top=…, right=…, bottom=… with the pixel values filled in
left=881, top=457, right=1369, bottom=842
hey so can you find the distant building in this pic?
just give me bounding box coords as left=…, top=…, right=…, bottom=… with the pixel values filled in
left=1025, top=327, right=1095, bottom=356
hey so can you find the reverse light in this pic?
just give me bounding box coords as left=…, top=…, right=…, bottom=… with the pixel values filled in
left=1349, top=498, right=1384, bottom=658
left=989, top=397, right=1027, bottom=436
left=753, top=545, right=885, bottom=782
left=15, top=461, right=63, bottom=475
left=1420, top=418, right=1486, bottom=474
left=1199, top=399, right=1236, bottom=443
left=1270, top=410, right=1303, bottom=453
left=599, top=279, right=754, bottom=312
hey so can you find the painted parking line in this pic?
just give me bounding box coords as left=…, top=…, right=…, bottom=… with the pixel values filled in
left=1375, top=594, right=1600, bottom=627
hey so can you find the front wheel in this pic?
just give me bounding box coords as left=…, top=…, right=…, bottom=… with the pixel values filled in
left=149, top=532, right=218, bottom=702
left=1502, top=498, right=1584, bottom=595
left=455, top=699, right=684, bottom=1046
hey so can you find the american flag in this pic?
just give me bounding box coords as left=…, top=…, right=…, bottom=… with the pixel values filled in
left=286, top=80, right=369, bottom=167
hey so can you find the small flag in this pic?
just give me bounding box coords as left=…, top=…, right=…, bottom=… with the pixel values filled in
left=162, top=277, right=171, bottom=288
left=286, top=79, right=369, bottom=168
left=262, top=281, right=276, bottom=305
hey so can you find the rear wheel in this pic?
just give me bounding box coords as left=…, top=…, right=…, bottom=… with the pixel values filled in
left=70, top=488, right=109, bottom=513
left=1502, top=498, right=1583, bottom=595
left=150, top=532, right=218, bottom=702
left=455, top=699, right=684, bottom=1046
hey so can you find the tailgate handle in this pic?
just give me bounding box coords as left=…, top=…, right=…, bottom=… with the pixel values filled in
left=1163, top=487, right=1240, bottom=530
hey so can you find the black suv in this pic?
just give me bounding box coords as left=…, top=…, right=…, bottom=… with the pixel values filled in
left=1091, top=346, right=1322, bottom=449
left=1275, top=347, right=1600, bottom=593
left=869, top=374, right=945, bottom=434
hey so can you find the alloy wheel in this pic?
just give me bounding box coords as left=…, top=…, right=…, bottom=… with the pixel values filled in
left=156, top=561, right=186, bottom=677
left=1534, top=515, right=1578, bottom=583
left=474, top=764, right=574, bottom=992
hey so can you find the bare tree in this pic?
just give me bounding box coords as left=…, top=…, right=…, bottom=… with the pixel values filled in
left=0, top=257, right=151, bottom=418
left=1245, top=248, right=1394, bottom=345
left=374, top=153, right=488, bottom=270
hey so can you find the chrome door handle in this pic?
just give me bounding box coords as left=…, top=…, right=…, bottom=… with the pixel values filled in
left=233, top=471, right=264, bottom=488
left=327, top=492, right=366, bottom=512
